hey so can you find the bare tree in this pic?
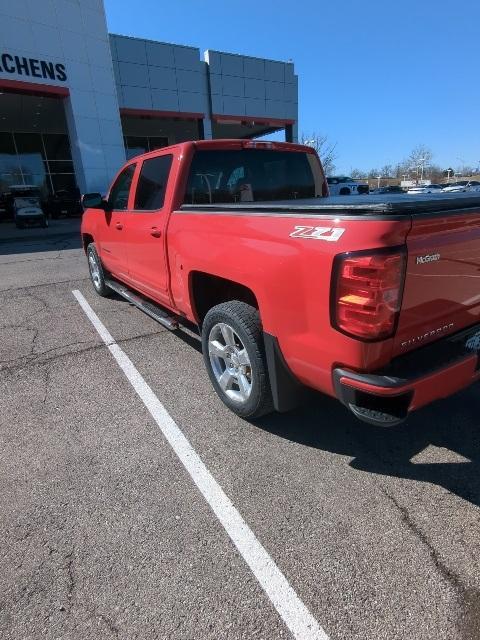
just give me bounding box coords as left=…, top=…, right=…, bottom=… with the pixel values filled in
left=380, top=164, right=393, bottom=178
left=406, top=144, right=433, bottom=181
left=350, top=168, right=365, bottom=179
left=301, top=132, right=337, bottom=175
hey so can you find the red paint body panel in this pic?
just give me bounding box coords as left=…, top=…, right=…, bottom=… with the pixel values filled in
left=81, top=140, right=480, bottom=417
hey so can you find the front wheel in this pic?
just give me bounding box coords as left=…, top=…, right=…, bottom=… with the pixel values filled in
left=201, top=301, right=274, bottom=419
left=87, top=243, right=111, bottom=297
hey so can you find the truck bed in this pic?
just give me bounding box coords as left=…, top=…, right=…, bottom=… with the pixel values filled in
left=179, top=192, right=480, bottom=216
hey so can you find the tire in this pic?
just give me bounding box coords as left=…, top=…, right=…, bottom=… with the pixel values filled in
left=87, top=242, right=111, bottom=297
left=201, top=301, right=274, bottom=419
left=339, top=187, right=351, bottom=195
left=41, top=216, right=48, bottom=228
left=15, top=220, right=24, bottom=229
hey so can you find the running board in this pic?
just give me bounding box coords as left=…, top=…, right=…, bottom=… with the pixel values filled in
left=105, top=278, right=179, bottom=330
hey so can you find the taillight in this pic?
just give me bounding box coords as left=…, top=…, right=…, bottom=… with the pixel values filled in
left=331, top=248, right=407, bottom=341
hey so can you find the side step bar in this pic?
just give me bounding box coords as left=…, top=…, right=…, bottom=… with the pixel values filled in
left=105, top=278, right=179, bottom=331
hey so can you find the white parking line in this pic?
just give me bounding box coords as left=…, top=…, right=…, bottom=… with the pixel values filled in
left=72, top=289, right=329, bottom=640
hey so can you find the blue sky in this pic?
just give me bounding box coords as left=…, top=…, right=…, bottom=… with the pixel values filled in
left=105, top=0, right=480, bottom=174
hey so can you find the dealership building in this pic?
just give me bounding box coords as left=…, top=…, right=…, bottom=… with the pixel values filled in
left=0, top=0, right=298, bottom=197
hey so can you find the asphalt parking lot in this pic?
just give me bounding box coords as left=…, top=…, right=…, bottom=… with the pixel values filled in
left=1, top=233, right=480, bottom=640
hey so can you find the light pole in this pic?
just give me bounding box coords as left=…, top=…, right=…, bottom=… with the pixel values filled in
left=377, top=175, right=381, bottom=189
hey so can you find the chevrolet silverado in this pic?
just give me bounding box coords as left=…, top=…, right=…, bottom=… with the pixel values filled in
left=81, top=140, right=480, bottom=426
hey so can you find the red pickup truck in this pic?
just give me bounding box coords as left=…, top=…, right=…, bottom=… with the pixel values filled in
left=81, top=139, right=480, bottom=427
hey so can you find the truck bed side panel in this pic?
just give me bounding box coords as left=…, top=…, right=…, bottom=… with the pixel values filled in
left=168, top=209, right=411, bottom=396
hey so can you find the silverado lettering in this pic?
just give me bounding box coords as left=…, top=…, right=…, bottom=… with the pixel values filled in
left=81, top=140, right=480, bottom=428
left=401, top=323, right=455, bottom=348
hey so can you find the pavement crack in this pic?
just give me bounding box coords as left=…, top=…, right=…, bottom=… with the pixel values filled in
left=42, top=366, right=50, bottom=405
left=98, top=613, right=120, bottom=638
left=380, top=485, right=480, bottom=640
left=0, top=328, right=175, bottom=373
left=65, top=548, right=76, bottom=609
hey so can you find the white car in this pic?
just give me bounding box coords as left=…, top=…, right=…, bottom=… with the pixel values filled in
left=407, top=184, right=444, bottom=195
left=8, top=185, right=48, bottom=229
left=327, top=176, right=369, bottom=196
left=442, top=180, right=480, bottom=193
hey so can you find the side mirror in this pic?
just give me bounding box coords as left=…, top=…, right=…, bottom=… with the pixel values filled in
left=82, top=193, right=107, bottom=210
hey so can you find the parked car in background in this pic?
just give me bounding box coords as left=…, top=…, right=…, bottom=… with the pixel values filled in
left=327, top=176, right=369, bottom=195
left=46, top=188, right=82, bottom=218
left=442, top=180, right=480, bottom=193
left=407, top=184, right=444, bottom=195
left=467, top=181, right=480, bottom=193
left=371, top=185, right=406, bottom=195
left=5, top=185, right=48, bottom=229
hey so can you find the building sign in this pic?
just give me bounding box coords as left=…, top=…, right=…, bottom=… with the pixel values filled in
left=0, top=53, right=67, bottom=82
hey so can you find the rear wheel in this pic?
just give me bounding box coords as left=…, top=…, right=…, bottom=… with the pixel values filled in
left=201, top=301, right=273, bottom=419
left=87, top=243, right=111, bottom=297
left=339, top=187, right=351, bottom=195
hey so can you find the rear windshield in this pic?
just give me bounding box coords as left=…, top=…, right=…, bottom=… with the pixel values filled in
left=183, top=149, right=323, bottom=204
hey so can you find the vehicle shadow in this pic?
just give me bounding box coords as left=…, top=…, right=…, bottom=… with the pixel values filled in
left=103, top=294, right=480, bottom=509
left=0, top=234, right=82, bottom=256
left=255, top=387, right=480, bottom=509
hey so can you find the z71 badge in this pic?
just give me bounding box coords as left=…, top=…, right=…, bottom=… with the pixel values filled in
left=290, top=226, right=345, bottom=242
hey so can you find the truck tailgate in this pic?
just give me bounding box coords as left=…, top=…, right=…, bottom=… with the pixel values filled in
left=394, top=209, right=480, bottom=355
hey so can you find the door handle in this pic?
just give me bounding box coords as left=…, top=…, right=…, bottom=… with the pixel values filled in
left=115, top=222, right=123, bottom=230
left=150, top=227, right=161, bottom=238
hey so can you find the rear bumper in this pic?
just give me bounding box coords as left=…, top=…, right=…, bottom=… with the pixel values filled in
left=333, top=324, right=480, bottom=424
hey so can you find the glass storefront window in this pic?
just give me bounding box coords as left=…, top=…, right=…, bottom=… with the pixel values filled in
left=149, top=137, right=169, bottom=150
left=47, top=160, right=74, bottom=174
left=125, top=136, right=148, bottom=160
left=43, top=134, right=72, bottom=160
left=13, top=133, right=46, bottom=187
left=124, top=136, right=169, bottom=160
left=0, top=132, right=77, bottom=197
left=0, top=132, right=22, bottom=191
left=50, top=174, right=77, bottom=193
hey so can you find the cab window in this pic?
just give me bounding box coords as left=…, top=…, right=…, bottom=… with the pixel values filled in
left=134, top=154, right=173, bottom=210
left=184, top=149, right=321, bottom=204
left=108, top=164, right=136, bottom=210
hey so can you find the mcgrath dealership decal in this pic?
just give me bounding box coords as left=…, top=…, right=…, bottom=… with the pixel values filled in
left=290, top=226, right=345, bottom=242
left=0, top=53, right=67, bottom=82
left=416, top=253, right=441, bottom=265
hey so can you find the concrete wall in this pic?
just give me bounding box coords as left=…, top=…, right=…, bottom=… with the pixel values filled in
left=205, top=50, right=298, bottom=135
left=0, top=0, right=125, bottom=193
left=110, top=34, right=210, bottom=117
left=110, top=36, right=299, bottom=141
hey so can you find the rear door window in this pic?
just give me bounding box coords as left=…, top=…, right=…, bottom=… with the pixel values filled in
left=134, top=155, right=173, bottom=210
left=108, top=164, right=136, bottom=210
